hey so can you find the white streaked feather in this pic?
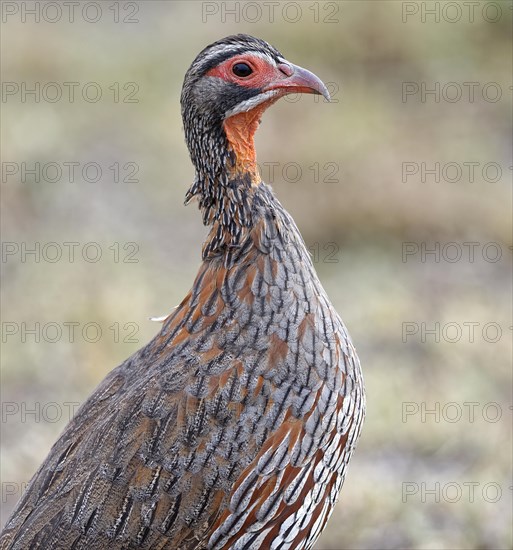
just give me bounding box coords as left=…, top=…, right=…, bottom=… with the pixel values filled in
left=224, top=90, right=280, bottom=118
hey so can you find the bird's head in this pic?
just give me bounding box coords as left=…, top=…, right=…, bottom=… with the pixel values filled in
left=181, top=34, right=330, bottom=190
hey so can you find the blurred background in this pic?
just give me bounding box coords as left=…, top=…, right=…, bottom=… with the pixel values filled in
left=1, top=2, right=511, bottom=548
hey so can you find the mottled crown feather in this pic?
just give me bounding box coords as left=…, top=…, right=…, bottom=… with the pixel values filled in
left=182, top=34, right=284, bottom=88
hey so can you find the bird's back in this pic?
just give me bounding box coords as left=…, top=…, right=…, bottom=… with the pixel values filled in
left=1, top=184, right=364, bottom=550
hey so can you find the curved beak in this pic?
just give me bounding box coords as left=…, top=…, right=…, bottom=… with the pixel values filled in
left=264, top=62, right=331, bottom=101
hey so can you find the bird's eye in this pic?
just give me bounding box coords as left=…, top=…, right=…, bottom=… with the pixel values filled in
left=232, top=63, right=253, bottom=78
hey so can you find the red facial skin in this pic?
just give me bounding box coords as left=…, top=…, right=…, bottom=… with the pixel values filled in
left=206, top=54, right=329, bottom=99
left=205, top=54, right=329, bottom=180
left=206, top=54, right=291, bottom=93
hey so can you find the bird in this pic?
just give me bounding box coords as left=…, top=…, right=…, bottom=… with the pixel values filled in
left=0, top=34, right=365, bottom=550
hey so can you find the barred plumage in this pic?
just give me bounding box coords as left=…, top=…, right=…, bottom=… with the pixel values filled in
left=0, top=34, right=364, bottom=550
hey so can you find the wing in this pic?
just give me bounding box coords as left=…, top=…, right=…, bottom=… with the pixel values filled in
left=1, top=260, right=234, bottom=550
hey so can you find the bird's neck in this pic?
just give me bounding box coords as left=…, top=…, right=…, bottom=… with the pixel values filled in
left=222, top=103, right=270, bottom=177
left=185, top=102, right=277, bottom=264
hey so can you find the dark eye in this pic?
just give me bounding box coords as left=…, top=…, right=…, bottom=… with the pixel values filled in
left=232, top=63, right=253, bottom=78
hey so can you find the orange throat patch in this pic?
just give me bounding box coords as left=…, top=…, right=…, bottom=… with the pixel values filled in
left=223, top=97, right=278, bottom=183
